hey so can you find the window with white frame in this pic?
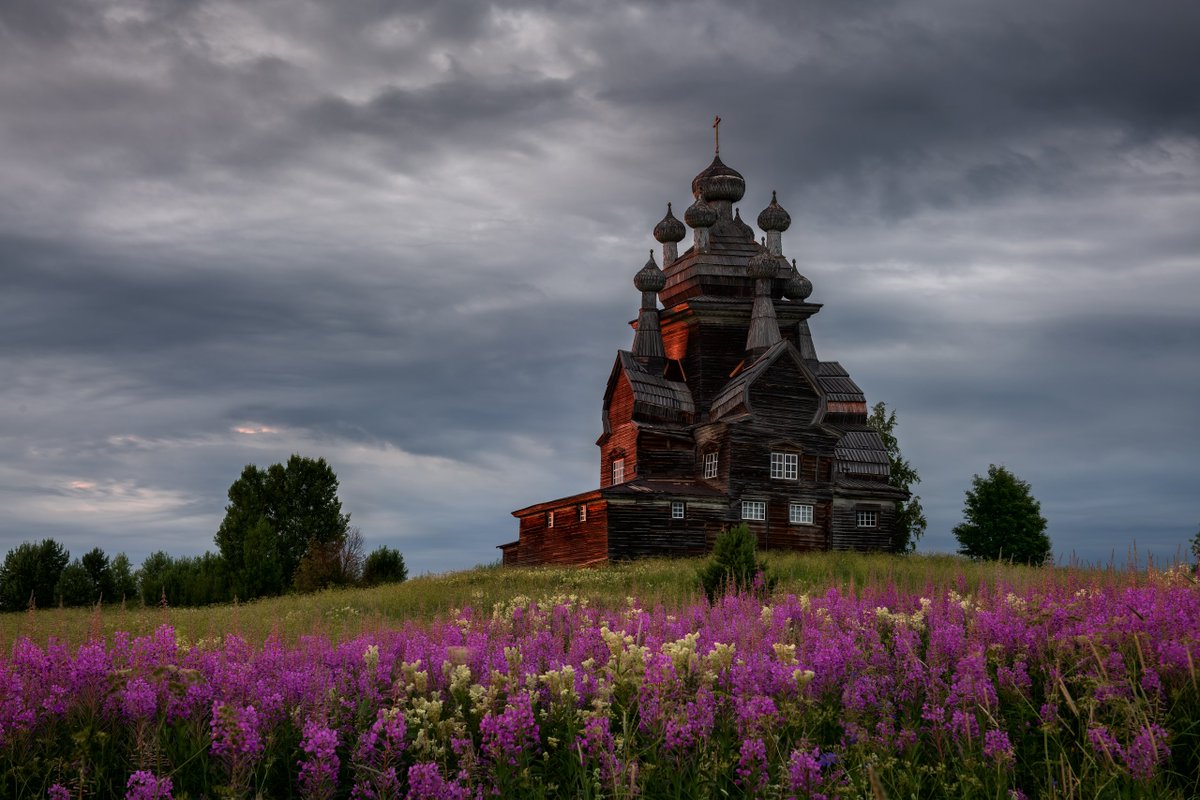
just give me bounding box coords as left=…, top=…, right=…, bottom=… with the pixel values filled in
left=671, top=501, right=685, bottom=519
left=789, top=503, right=814, bottom=525
left=612, top=458, right=625, bottom=485
left=770, top=451, right=798, bottom=480
left=703, top=451, right=718, bottom=479
left=856, top=510, right=877, bottom=528
left=741, top=500, right=766, bottom=520
left=547, top=511, right=555, bottom=528
left=578, top=504, right=587, bottom=522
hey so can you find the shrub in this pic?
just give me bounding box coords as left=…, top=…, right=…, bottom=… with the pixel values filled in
left=698, top=524, right=775, bottom=601
left=361, top=546, right=408, bottom=587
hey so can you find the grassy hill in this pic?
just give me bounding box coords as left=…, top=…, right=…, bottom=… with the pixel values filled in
left=2, top=550, right=1174, bottom=649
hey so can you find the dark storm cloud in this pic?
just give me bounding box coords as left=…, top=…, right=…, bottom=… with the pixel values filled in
left=1, top=0, right=1197, bottom=571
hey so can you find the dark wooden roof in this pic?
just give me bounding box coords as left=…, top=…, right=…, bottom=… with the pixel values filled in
left=616, top=351, right=695, bottom=423
left=660, top=220, right=778, bottom=307
left=814, top=361, right=865, bottom=404
left=833, top=475, right=909, bottom=498
left=511, top=488, right=603, bottom=518
left=601, top=477, right=728, bottom=498
left=833, top=425, right=890, bottom=477
left=709, top=340, right=821, bottom=420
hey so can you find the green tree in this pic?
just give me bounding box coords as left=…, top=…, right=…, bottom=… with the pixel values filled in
left=55, top=560, right=95, bottom=607
left=295, top=528, right=364, bottom=592
left=215, top=455, right=349, bottom=598
left=136, top=551, right=175, bottom=606
left=698, top=524, right=775, bottom=601
left=81, top=547, right=115, bottom=603
left=54, top=547, right=116, bottom=607
left=361, top=545, right=408, bottom=586
left=867, top=402, right=928, bottom=553
left=953, top=464, right=1051, bottom=565
left=0, top=539, right=70, bottom=611
left=110, top=553, right=138, bottom=604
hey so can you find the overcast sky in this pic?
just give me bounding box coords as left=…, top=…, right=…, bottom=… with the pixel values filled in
left=2, top=0, right=1198, bottom=575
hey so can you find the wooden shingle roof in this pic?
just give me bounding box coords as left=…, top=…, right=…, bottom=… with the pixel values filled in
left=814, top=361, right=865, bottom=404
left=618, top=351, right=695, bottom=423
left=834, top=425, right=890, bottom=477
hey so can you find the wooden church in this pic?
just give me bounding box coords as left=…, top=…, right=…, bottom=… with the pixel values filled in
left=501, top=130, right=907, bottom=566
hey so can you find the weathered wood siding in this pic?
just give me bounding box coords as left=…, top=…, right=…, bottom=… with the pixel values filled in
left=602, top=375, right=639, bottom=487
left=694, top=424, right=730, bottom=492
left=511, top=501, right=609, bottom=566
left=606, top=498, right=723, bottom=560
left=636, top=431, right=695, bottom=479
left=830, top=497, right=895, bottom=551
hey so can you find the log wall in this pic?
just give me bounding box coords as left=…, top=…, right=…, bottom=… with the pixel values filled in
left=510, top=500, right=609, bottom=566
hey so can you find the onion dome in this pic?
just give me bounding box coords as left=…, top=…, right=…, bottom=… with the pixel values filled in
left=653, top=202, right=686, bottom=243
left=684, top=196, right=717, bottom=229
left=690, top=154, right=746, bottom=202
left=747, top=247, right=778, bottom=281
left=733, top=208, right=755, bottom=239
left=634, top=250, right=666, bottom=293
left=757, top=190, right=791, bottom=233
left=784, top=258, right=813, bottom=300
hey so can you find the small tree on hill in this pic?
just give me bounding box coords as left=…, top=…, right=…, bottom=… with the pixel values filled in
left=361, top=546, right=407, bottom=586
left=953, top=464, right=1051, bottom=565
left=698, top=524, right=775, bottom=601
left=294, top=528, right=365, bottom=592
left=867, top=402, right=928, bottom=552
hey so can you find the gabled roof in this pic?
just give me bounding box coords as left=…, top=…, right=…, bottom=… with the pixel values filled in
left=833, top=425, right=890, bottom=477
left=709, top=340, right=823, bottom=420
left=602, top=352, right=695, bottom=431
left=814, top=361, right=865, bottom=404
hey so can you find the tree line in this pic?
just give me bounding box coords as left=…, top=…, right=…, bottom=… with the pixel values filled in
left=0, top=455, right=408, bottom=612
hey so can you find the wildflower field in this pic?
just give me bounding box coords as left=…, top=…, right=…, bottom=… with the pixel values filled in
left=2, top=555, right=1198, bottom=798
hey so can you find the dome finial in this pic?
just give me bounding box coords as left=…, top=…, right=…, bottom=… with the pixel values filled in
left=713, top=114, right=721, bottom=155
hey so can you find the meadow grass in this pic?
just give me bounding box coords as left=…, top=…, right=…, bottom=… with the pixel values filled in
left=3, top=550, right=1197, bottom=798
left=1, top=550, right=1180, bottom=650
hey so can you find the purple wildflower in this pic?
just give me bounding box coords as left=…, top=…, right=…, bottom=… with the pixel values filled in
left=297, top=719, right=339, bottom=800
left=210, top=702, right=263, bottom=759
left=479, top=693, right=539, bottom=766
left=124, top=771, right=173, bottom=800
left=47, top=786, right=71, bottom=800
left=406, top=762, right=472, bottom=800
left=1087, top=724, right=1124, bottom=763
left=787, top=746, right=828, bottom=800
left=1122, top=724, right=1169, bottom=781
left=121, top=677, right=158, bottom=721
left=983, top=729, right=1014, bottom=766
left=736, top=737, right=768, bottom=795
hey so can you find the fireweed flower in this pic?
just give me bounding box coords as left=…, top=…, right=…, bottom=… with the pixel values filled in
left=47, top=786, right=70, bottom=800
left=787, top=746, right=828, bottom=800
left=1122, top=724, right=1170, bottom=781
left=349, top=709, right=406, bottom=800
left=479, top=692, right=539, bottom=766
left=1087, top=724, right=1124, bottom=763
left=406, top=762, right=473, bottom=800
left=983, top=729, right=1015, bottom=766
left=124, top=770, right=173, bottom=800
left=210, top=702, right=263, bottom=758
left=736, top=737, right=768, bottom=795
left=121, top=677, right=158, bottom=721
left=297, top=719, right=339, bottom=800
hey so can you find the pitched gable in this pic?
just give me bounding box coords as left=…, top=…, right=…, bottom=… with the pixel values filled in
left=710, top=340, right=824, bottom=425
left=601, top=352, right=695, bottom=434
